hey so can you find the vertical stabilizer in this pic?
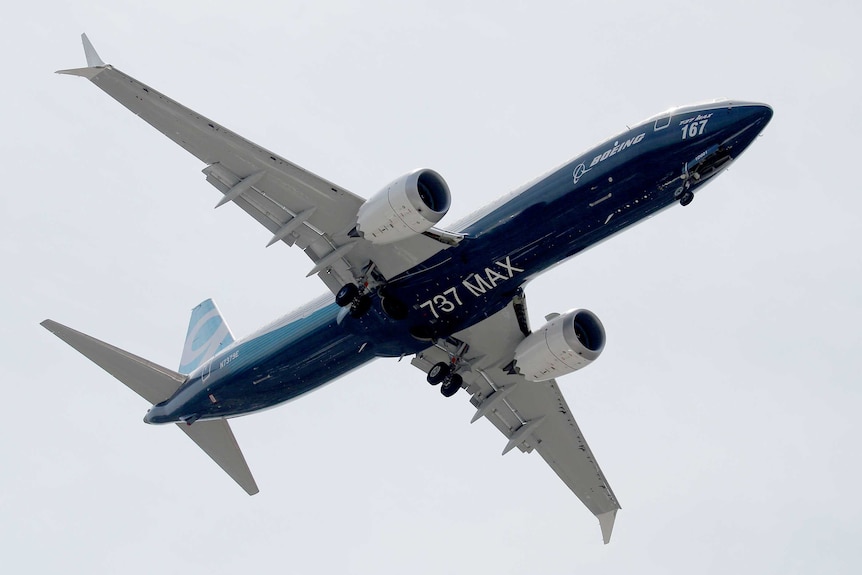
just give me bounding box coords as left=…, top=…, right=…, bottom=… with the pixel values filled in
left=179, top=299, right=235, bottom=374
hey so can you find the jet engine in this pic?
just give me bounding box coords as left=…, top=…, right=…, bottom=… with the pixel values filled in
left=513, top=309, right=606, bottom=382
left=356, top=168, right=451, bottom=244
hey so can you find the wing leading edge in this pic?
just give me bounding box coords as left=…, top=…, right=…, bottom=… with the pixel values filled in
left=411, top=300, right=621, bottom=543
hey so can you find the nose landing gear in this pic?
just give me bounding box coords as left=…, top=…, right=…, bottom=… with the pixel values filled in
left=676, top=162, right=696, bottom=206
left=679, top=189, right=694, bottom=206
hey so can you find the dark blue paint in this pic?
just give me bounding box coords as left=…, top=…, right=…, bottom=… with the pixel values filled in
left=145, top=101, right=772, bottom=425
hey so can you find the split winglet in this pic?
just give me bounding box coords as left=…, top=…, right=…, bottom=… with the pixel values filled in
left=598, top=509, right=617, bottom=544
left=81, top=33, right=105, bottom=67
left=57, top=33, right=107, bottom=78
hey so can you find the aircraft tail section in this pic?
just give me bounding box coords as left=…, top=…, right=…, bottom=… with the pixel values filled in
left=179, top=299, right=235, bottom=374
left=41, top=319, right=258, bottom=495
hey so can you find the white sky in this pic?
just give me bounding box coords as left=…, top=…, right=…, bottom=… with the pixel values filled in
left=3, top=1, right=860, bottom=573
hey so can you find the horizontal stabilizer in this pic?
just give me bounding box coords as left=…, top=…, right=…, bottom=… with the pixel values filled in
left=40, top=320, right=185, bottom=404
left=178, top=419, right=259, bottom=495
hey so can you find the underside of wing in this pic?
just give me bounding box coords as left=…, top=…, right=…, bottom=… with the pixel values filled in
left=59, top=35, right=454, bottom=294
left=411, top=298, right=621, bottom=543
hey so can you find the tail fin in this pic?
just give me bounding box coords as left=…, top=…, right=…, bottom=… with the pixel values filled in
left=41, top=319, right=258, bottom=495
left=179, top=299, right=235, bottom=374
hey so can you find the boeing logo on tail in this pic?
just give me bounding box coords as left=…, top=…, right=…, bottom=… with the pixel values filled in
left=43, top=34, right=773, bottom=544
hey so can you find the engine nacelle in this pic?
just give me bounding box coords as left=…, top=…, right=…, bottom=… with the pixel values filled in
left=356, top=168, right=451, bottom=244
left=513, top=309, right=606, bottom=382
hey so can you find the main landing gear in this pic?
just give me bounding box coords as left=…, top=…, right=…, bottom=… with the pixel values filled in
left=424, top=338, right=469, bottom=398
left=426, top=361, right=463, bottom=397
left=335, top=283, right=372, bottom=318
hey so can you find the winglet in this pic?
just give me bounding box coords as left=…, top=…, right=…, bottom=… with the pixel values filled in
left=57, top=33, right=107, bottom=78
left=597, top=509, right=617, bottom=544
left=81, top=33, right=105, bottom=67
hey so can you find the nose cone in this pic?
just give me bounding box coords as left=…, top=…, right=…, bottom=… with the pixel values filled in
left=730, top=101, right=773, bottom=131
left=718, top=102, right=773, bottom=154
left=743, top=102, right=773, bottom=128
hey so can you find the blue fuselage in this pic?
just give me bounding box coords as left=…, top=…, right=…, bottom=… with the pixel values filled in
left=145, top=101, right=772, bottom=424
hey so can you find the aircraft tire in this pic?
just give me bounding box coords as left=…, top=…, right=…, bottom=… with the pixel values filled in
left=680, top=191, right=694, bottom=206
left=427, top=362, right=451, bottom=385
left=441, top=374, right=463, bottom=397
left=336, top=283, right=359, bottom=307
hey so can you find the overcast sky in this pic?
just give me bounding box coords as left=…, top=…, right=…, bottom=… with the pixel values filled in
left=3, top=1, right=860, bottom=573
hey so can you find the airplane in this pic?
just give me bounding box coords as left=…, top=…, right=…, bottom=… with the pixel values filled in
left=42, top=34, right=773, bottom=544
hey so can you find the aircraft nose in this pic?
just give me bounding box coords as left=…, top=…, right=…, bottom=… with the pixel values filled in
left=735, top=102, right=773, bottom=129
left=717, top=102, right=773, bottom=152
left=749, top=103, right=773, bottom=127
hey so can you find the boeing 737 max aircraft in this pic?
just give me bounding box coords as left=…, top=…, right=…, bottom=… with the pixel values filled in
left=42, top=35, right=773, bottom=544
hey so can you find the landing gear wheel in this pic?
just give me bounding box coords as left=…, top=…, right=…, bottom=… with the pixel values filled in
left=336, top=283, right=359, bottom=307
left=680, top=190, right=694, bottom=206
left=426, top=362, right=451, bottom=385
left=441, top=373, right=463, bottom=397
left=349, top=295, right=372, bottom=318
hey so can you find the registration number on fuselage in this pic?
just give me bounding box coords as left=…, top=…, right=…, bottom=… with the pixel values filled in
left=418, top=256, right=524, bottom=318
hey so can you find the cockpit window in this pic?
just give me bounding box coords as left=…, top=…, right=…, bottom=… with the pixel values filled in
left=654, top=115, right=672, bottom=130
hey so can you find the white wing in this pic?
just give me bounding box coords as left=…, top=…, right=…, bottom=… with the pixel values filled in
left=411, top=298, right=621, bottom=543
left=59, top=35, right=451, bottom=294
